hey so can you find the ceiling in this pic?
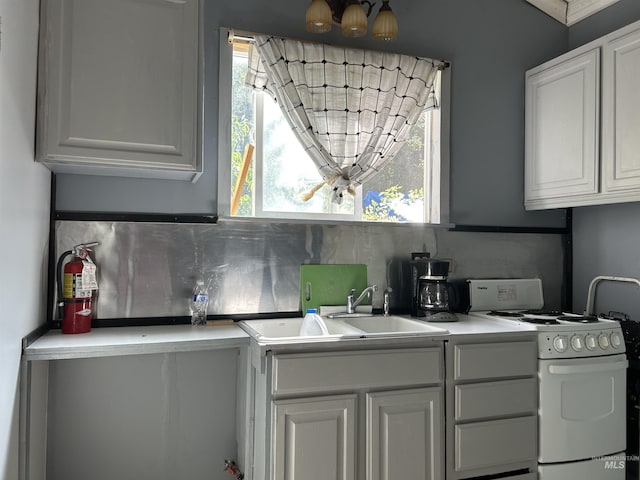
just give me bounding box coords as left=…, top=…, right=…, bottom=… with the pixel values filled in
left=526, top=0, right=620, bottom=25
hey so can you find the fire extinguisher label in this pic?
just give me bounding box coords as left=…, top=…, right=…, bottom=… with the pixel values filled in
left=63, top=273, right=92, bottom=299
left=81, top=260, right=98, bottom=290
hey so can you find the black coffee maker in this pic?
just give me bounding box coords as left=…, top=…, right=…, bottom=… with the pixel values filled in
left=410, top=252, right=458, bottom=321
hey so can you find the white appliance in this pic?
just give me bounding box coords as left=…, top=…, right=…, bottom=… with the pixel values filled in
left=467, top=278, right=628, bottom=480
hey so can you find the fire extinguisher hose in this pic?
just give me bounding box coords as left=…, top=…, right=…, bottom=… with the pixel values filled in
left=56, top=249, right=73, bottom=320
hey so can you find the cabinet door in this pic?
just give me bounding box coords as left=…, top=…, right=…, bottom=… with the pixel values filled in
left=602, top=26, right=640, bottom=194
left=367, top=388, right=443, bottom=480
left=273, top=395, right=356, bottom=480
left=37, top=0, right=202, bottom=181
left=525, top=48, right=600, bottom=208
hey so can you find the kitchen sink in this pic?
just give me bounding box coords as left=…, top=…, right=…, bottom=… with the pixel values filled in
left=238, top=315, right=448, bottom=343
left=342, top=315, right=449, bottom=336
left=325, top=312, right=373, bottom=319
left=238, top=317, right=365, bottom=342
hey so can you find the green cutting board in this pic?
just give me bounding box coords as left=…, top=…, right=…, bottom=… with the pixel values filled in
left=300, top=264, right=368, bottom=311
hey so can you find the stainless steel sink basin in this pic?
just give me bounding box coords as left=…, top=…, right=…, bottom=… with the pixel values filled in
left=342, top=315, right=449, bottom=336
left=239, top=314, right=448, bottom=343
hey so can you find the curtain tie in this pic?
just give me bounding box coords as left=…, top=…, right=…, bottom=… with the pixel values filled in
left=300, top=173, right=356, bottom=204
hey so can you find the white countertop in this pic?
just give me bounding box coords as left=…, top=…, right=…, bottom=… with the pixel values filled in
left=23, top=324, right=250, bottom=361
left=22, top=314, right=534, bottom=361
left=441, top=313, right=538, bottom=336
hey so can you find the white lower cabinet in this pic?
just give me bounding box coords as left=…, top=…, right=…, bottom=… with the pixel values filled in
left=273, top=395, right=357, bottom=480
left=241, top=346, right=444, bottom=480
left=445, top=336, right=539, bottom=479
left=367, top=388, right=443, bottom=480
left=240, top=337, right=539, bottom=480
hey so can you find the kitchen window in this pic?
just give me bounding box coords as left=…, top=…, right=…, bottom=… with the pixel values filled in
left=217, top=29, right=451, bottom=224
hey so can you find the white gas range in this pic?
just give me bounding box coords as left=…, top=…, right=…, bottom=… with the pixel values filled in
left=466, top=278, right=627, bottom=480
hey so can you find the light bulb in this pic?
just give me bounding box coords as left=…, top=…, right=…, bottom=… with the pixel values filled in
left=306, top=0, right=332, bottom=33
left=372, top=1, right=398, bottom=40
left=341, top=1, right=368, bottom=37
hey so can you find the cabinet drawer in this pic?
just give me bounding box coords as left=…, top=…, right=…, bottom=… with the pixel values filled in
left=501, top=474, right=536, bottom=480
left=455, top=378, right=537, bottom=421
left=272, top=348, right=442, bottom=397
left=453, top=341, right=537, bottom=381
left=454, top=416, right=537, bottom=472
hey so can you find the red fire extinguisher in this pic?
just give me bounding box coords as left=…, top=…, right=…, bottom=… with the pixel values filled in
left=56, top=242, right=100, bottom=334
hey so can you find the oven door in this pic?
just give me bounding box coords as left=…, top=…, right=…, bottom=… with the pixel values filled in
left=538, top=354, right=628, bottom=463
left=539, top=454, right=626, bottom=480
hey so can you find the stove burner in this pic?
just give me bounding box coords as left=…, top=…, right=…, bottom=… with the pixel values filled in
left=520, top=316, right=561, bottom=325
left=488, top=310, right=524, bottom=317
left=522, top=309, right=563, bottom=316
left=557, top=315, right=599, bottom=323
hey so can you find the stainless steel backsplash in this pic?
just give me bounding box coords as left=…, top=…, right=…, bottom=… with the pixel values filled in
left=54, top=219, right=565, bottom=321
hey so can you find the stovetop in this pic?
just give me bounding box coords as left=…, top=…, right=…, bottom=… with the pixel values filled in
left=470, top=309, right=626, bottom=359
left=466, top=279, right=625, bottom=359
left=486, top=310, right=612, bottom=327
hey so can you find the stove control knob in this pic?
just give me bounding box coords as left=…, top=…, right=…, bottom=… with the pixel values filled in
left=598, top=333, right=610, bottom=350
left=553, top=335, right=568, bottom=353
left=570, top=335, right=584, bottom=351
left=610, top=332, right=622, bottom=349
left=585, top=334, right=598, bottom=351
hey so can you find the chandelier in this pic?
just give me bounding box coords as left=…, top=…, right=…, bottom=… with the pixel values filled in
left=305, top=0, right=399, bottom=41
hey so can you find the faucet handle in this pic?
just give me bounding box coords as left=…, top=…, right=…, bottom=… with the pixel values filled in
left=383, top=287, right=392, bottom=316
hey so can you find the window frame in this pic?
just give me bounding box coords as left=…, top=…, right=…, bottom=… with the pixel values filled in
left=217, top=28, right=451, bottom=225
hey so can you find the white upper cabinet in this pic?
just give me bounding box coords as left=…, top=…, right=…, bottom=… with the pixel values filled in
left=525, top=19, right=640, bottom=210
left=36, top=0, right=202, bottom=181
left=602, top=28, right=640, bottom=194
left=525, top=48, right=600, bottom=205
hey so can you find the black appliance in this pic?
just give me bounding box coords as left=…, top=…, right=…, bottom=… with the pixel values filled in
left=409, top=252, right=458, bottom=321
left=619, top=314, right=640, bottom=480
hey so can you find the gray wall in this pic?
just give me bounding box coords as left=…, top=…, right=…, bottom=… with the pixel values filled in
left=0, top=1, right=52, bottom=479
left=54, top=0, right=568, bottom=228
left=573, top=204, right=640, bottom=319
left=569, top=0, right=640, bottom=318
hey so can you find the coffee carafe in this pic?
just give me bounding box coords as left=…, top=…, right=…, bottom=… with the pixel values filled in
left=410, top=254, right=458, bottom=321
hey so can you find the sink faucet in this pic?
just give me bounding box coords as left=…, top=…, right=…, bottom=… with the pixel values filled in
left=347, top=285, right=378, bottom=314
left=383, top=287, right=393, bottom=316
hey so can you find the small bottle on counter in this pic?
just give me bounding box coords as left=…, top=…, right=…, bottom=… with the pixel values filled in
left=191, top=281, right=209, bottom=326
left=299, top=308, right=329, bottom=336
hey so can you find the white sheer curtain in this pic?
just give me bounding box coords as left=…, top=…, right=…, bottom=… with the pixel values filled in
left=246, top=34, right=443, bottom=204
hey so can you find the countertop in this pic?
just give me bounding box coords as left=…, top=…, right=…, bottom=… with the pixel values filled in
left=441, top=313, right=537, bottom=336
left=22, top=314, right=534, bottom=361
left=22, top=324, right=250, bottom=361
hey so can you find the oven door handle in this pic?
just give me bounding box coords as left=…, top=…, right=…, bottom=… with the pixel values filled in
left=547, top=359, right=628, bottom=375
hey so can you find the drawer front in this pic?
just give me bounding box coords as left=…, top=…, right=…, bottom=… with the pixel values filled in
left=455, top=378, right=537, bottom=421
left=453, top=341, right=537, bottom=381
left=455, top=416, right=537, bottom=472
left=501, top=474, right=536, bottom=480
left=272, top=348, right=442, bottom=396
